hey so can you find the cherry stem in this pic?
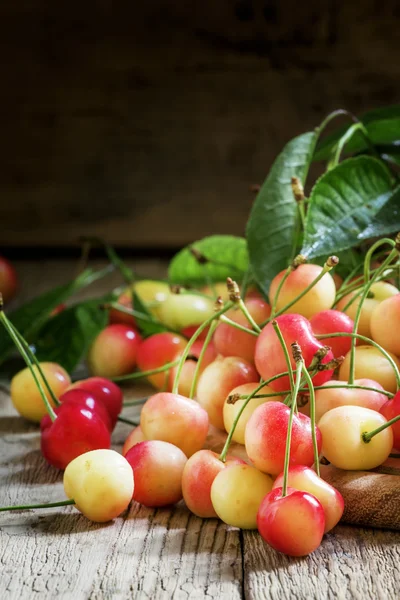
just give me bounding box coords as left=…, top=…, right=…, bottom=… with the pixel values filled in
left=281, top=356, right=303, bottom=497
left=172, top=301, right=234, bottom=395
left=260, top=257, right=338, bottom=327
left=219, top=315, right=259, bottom=337
left=122, top=397, right=149, bottom=407
left=244, top=382, right=393, bottom=400
left=104, top=302, right=165, bottom=326
left=362, top=414, right=400, bottom=443
left=238, top=299, right=261, bottom=333
left=300, top=365, right=320, bottom=476
left=0, top=312, right=58, bottom=422
left=270, top=267, right=291, bottom=317
left=219, top=368, right=296, bottom=463
left=0, top=499, right=75, bottom=513
left=117, top=415, right=140, bottom=426
left=189, top=320, right=218, bottom=399
left=112, top=359, right=180, bottom=383
left=272, top=320, right=294, bottom=395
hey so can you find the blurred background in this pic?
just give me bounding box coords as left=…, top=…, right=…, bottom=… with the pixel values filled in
left=1, top=0, right=398, bottom=255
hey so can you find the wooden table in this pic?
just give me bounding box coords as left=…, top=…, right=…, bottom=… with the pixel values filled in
left=0, top=260, right=399, bottom=599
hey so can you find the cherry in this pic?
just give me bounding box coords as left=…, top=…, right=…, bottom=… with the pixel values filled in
left=134, top=279, right=171, bottom=319
left=122, top=425, right=146, bottom=456
left=213, top=297, right=271, bottom=363
left=318, top=405, right=393, bottom=470
left=245, top=401, right=322, bottom=476
left=41, top=402, right=111, bottom=470
left=140, top=392, right=209, bottom=457
left=68, top=377, right=123, bottom=428
left=157, top=292, right=215, bottom=331
left=339, top=345, right=400, bottom=394
left=257, top=487, right=325, bottom=556
left=109, top=291, right=136, bottom=327
left=11, top=362, right=71, bottom=423
left=0, top=255, right=18, bottom=304
left=200, top=282, right=230, bottom=303
left=315, top=378, right=388, bottom=422
left=87, top=324, right=141, bottom=378
left=167, top=338, right=217, bottom=396
left=64, top=449, right=134, bottom=522
left=136, top=332, right=187, bottom=389
left=58, top=389, right=113, bottom=432
left=182, top=450, right=245, bottom=518
left=370, top=294, right=400, bottom=356
left=254, top=314, right=334, bottom=392
left=269, top=264, right=336, bottom=319
left=197, top=356, right=258, bottom=430
left=125, top=440, right=187, bottom=507
left=336, top=281, right=398, bottom=338
left=273, top=466, right=344, bottom=532
left=309, top=309, right=354, bottom=358
left=223, top=382, right=281, bottom=445
left=380, top=391, right=400, bottom=450
left=210, top=464, right=273, bottom=529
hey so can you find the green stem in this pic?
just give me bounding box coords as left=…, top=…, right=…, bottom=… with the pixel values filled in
left=348, top=245, right=398, bottom=385
left=363, top=238, right=396, bottom=285
left=271, top=267, right=291, bottom=318
left=117, top=415, right=140, bottom=427
left=219, top=315, right=259, bottom=337
left=0, top=499, right=75, bottom=513
left=238, top=299, right=261, bottom=333
left=362, top=414, right=400, bottom=443
left=317, top=109, right=357, bottom=135
left=281, top=360, right=303, bottom=497
left=240, top=268, right=252, bottom=300
left=189, top=320, right=218, bottom=399
left=246, top=382, right=393, bottom=400
left=172, top=301, right=234, bottom=394
left=113, top=359, right=180, bottom=383
left=272, top=320, right=294, bottom=395
left=0, top=312, right=57, bottom=421
left=331, top=122, right=379, bottom=168
left=301, top=365, right=320, bottom=476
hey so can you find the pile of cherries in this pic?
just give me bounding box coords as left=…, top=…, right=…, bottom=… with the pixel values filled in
left=1, top=241, right=400, bottom=558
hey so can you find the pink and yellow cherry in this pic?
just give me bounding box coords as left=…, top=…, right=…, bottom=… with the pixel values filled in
left=0, top=255, right=18, bottom=304
left=125, top=440, right=187, bottom=507
left=245, top=401, right=322, bottom=476
left=318, top=405, right=393, bottom=470
left=273, top=466, right=344, bottom=532
left=167, top=338, right=217, bottom=396
left=87, top=324, right=140, bottom=378
left=336, top=281, right=399, bottom=338
left=11, top=362, right=71, bottom=423
left=315, top=378, right=387, bottom=423
left=338, top=345, right=400, bottom=394
left=109, top=291, right=136, bottom=327
left=182, top=450, right=245, bottom=518
left=254, top=314, right=334, bottom=393
left=200, top=282, right=230, bottom=303
left=68, top=377, right=123, bottom=428
left=58, top=389, right=113, bottom=432
left=213, top=297, right=271, bottom=363
left=210, top=464, right=273, bottom=529
left=157, top=292, right=215, bottom=331
left=134, top=279, right=171, bottom=319
left=309, top=309, right=354, bottom=358
left=136, top=332, right=187, bottom=389
left=269, top=264, right=336, bottom=319
left=122, top=425, right=147, bottom=456
left=380, top=391, right=400, bottom=450
left=197, top=356, right=258, bottom=430
left=64, top=449, right=134, bottom=522
left=370, top=294, right=400, bottom=356
left=257, top=487, right=325, bottom=556
left=41, top=402, right=111, bottom=470
left=140, top=392, right=209, bottom=457
left=223, top=382, right=281, bottom=445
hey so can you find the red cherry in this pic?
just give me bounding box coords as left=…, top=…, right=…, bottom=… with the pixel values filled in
left=58, top=389, right=113, bottom=432
left=109, top=291, right=136, bottom=327
left=254, top=314, right=334, bottom=392
left=136, top=332, right=187, bottom=389
left=0, top=255, right=18, bottom=304
left=309, top=309, right=354, bottom=358
left=68, top=377, right=123, bottom=427
left=88, top=324, right=141, bottom=378
left=257, top=487, right=325, bottom=556
left=40, top=403, right=111, bottom=470
left=380, top=391, right=400, bottom=450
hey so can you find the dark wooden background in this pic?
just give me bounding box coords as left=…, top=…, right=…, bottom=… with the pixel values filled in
left=1, top=1, right=398, bottom=250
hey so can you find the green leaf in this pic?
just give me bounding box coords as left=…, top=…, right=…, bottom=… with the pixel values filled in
left=0, top=269, right=108, bottom=365
left=315, top=105, right=400, bottom=161
left=246, top=131, right=318, bottom=294
left=33, top=300, right=108, bottom=373
left=357, top=186, right=400, bottom=241
left=168, top=235, right=249, bottom=287
left=302, top=156, right=393, bottom=259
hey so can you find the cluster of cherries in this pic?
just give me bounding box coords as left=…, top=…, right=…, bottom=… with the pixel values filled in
left=1, top=240, right=400, bottom=558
